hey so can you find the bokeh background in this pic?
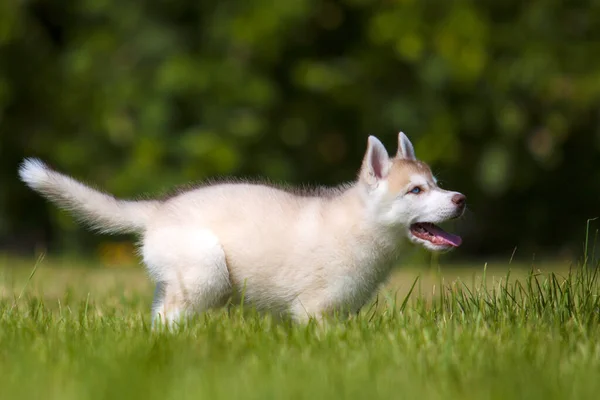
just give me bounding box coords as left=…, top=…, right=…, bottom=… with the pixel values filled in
left=1, top=0, right=599, bottom=265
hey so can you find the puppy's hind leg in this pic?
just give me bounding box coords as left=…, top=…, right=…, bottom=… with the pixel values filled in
left=150, top=281, right=185, bottom=329
left=142, top=227, right=232, bottom=330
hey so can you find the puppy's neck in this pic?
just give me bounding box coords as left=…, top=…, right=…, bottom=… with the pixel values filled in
left=319, top=183, right=407, bottom=248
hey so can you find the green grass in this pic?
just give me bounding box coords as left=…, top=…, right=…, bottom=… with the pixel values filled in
left=1, top=254, right=600, bottom=400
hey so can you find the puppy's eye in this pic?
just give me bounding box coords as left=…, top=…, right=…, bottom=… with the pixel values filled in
left=409, top=186, right=422, bottom=195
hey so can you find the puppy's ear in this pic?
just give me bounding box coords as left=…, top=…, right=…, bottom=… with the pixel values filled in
left=359, top=136, right=391, bottom=184
left=396, top=131, right=416, bottom=160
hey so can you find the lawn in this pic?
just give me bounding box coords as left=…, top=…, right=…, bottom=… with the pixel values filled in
left=1, top=253, right=599, bottom=400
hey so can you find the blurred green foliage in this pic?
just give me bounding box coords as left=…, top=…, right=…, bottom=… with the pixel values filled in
left=1, top=0, right=600, bottom=259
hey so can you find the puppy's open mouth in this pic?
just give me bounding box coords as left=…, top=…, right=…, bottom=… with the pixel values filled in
left=410, top=223, right=462, bottom=247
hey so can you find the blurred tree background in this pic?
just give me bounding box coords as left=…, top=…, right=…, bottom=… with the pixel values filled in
left=1, top=0, right=599, bottom=263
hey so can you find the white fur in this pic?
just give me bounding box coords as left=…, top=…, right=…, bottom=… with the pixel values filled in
left=18, top=133, right=465, bottom=326
left=19, top=158, right=159, bottom=234
left=145, top=227, right=231, bottom=326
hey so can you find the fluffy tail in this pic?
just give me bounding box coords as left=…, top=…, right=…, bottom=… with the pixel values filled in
left=18, top=158, right=160, bottom=234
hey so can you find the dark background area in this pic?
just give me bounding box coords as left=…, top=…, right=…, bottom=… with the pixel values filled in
left=1, top=0, right=599, bottom=263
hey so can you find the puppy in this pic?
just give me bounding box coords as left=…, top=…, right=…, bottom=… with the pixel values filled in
left=19, top=132, right=465, bottom=326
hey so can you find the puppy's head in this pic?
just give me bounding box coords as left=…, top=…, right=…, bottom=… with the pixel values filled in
left=358, top=132, right=466, bottom=252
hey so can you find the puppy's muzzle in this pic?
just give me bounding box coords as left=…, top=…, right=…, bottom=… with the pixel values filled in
left=451, top=193, right=466, bottom=219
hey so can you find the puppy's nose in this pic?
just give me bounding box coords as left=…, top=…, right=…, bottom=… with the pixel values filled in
left=452, top=193, right=466, bottom=207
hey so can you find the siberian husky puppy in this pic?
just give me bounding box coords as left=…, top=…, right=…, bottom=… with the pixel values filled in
left=19, top=132, right=466, bottom=325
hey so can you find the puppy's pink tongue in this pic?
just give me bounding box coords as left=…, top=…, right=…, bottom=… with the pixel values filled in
left=428, top=224, right=462, bottom=247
